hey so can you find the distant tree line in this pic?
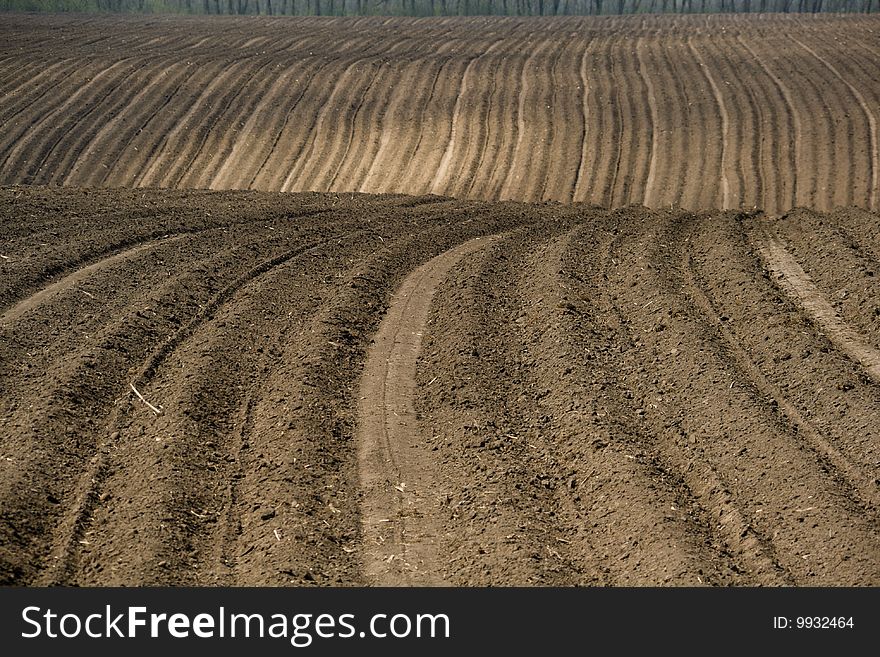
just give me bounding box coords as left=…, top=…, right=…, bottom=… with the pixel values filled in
left=1, top=0, right=876, bottom=15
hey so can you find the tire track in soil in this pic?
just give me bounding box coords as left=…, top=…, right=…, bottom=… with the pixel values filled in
left=1, top=195, right=411, bottom=584
left=0, top=200, right=343, bottom=317
left=521, top=223, right=779, bottom=584
left=680, top=244, right=880, bottom=516
left=3, top=188, right=878, bottom=585
left=0, top=235, right=186, bottom=327
left=358, top=236, right=497, bottom=586
left=756, top=235, right=880, bottom=383
left=412, top=221, right=599, bottom=585
left=19, top=199, right=501, bottom=586
left=607, top=211, right=878, bottom=583
left=767, top=209, right=880, bottom=350
left=32, top=228, right=371, bottom=586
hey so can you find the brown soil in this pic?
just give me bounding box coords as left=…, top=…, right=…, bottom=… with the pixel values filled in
left=358, top=236, right=498, bottom=586
left=1, top=186, right=877, bottom=586
left=1, top=14, right=878, bottom=215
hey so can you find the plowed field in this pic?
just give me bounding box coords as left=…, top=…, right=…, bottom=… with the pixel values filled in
left=1, top=186, right=878, bottom=585
left=1, top=14, right=879, bottom=214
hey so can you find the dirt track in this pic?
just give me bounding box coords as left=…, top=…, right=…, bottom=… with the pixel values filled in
left=1, top=186, right=878, bottom=586
left=1, top=14, right=878, bottom=214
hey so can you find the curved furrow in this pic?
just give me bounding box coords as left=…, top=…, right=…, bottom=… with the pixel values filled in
left=276, top=51, right=387, bottom=193
left=160, top=59, right=281, bottom=190
left=0, top=58, right=68, bottom=113
left=207, top=60, right=315, bottom=191
left=771, top=37, right=842, bottom=211
left=1, top=215, right=371, bottom=585
left=815, top=51, right=880, bottom=206
left=290, top=59, right=388, bottom=193
left=0, top=198, right=343, bottom=316
left=530, top=222, right=781, bottom=584
left=342, top=35, right=455, bottom=195
left=686, top=215, right=880, bottom=509
left=606, top=210, right=878, bottom=584
left=472, top=23, right=543, bottom=200
left=707, top=33, right=764, bottom=211
left=592, top=40, right=623, bottom=207
left=675, top=39, right=717, bottom=210
left=43, top=59, right=181, bottom=187
left=0, top=58, right=117, bottom=175
left=497, top=36, right=557, bottom=201
left=535, top=221, right=788, bottom=584
left=731, top=36, right=787, bottom=215
left=604, top=39, right=637, bottom=207
left=402, top=55, right=474, bottom=197
left=414, top=224, right=601, bottom=585
left=13, top=60, right=145, bottom=186
left=134, top=59, right=252, bottom=188
left=687, top=35, right=730, bottom=210
left=447, top=47, right=500, bottom=200
left=245, top=53, right=350, bottom=191
left=736, top=34, right=800, bottom=216
left=479, top=28, right=536, bottom=201
left=643, top=33, right=692, bottom=209
left=576, top=34, right=615, bottom=206
left=429, top=37, right=504, bottom=197
left=0, top=192, right=466, bottom=586
left=0, top=226, right=286, bottom=434
left=356, top=46, right=451, bottom=195
left=0, top=235, right=186, bottom=331
left=181, top=59, right=297, bottom=190
left=765, top=209, right=880, bottom=352
left=571, top=33, right=600, bottom=204
left=98, top=60, right=223, bottom=187
left=80, top=60, right=201, bottom=189
left=0, top=15, right=876, bottom=209
left=617, top=38, right=654, bottom=207
left=635, top=36, right=661, bottom=208
left=0, top=56, right=35, bottom=88
left=536, top=32, right=584, bottom=203
left=36, top=227, right=378, bottom=586
left=2, top=182, right=879, bottom=586
left=789, top=35, right=878, bottom=211
left=325, top=63, right=401, bottom=193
